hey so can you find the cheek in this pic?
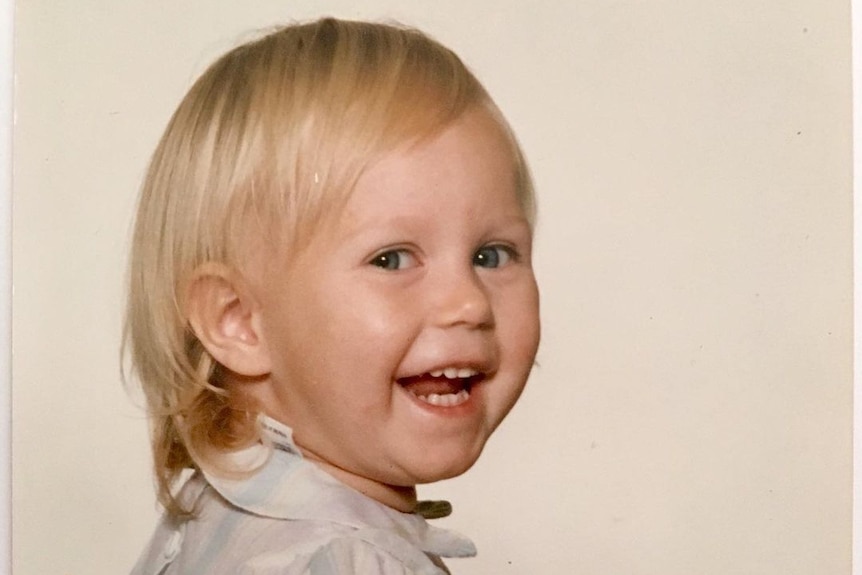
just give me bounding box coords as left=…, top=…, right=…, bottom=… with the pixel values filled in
left=338, top=280, right=420, bottom=334
left=288, top=283, right=418, bottom=374
left=523, top=287, right=542, bottom=356
left=499, top=279, right=541, bottom=356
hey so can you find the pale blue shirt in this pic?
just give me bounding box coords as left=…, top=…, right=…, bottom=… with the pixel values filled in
left=131, top=416, right=476, bottom=575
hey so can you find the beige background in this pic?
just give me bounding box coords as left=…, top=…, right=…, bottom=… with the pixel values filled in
left=11, top=1, right=853, bottom=574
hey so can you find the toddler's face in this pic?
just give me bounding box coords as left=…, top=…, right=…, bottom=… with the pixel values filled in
left=251, top=107, right=540, bottom=496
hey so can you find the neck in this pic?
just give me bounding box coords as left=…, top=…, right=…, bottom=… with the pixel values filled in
left=300, top=450, right=418, bottom=513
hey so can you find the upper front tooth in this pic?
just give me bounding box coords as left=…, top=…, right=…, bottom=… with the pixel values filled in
left=436, top=367, right=478, bottom=379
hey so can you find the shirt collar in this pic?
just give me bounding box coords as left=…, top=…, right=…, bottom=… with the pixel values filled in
left=200, top=415, right=476, bottom=559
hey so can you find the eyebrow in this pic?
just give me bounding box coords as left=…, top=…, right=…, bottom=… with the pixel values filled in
left=342, top=211, right=531, bottom=236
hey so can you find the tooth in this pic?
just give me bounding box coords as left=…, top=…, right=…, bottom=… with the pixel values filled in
left=430, top=370, right=443, bottom=377
left=414, top=389, right=472, bottom=407
left=457, top=368, right=476, bottom=378
left=443, top=367, right=458, bottom=379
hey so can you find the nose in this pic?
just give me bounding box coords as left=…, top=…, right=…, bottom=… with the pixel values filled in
left=432, top=266, right=494, bottom=329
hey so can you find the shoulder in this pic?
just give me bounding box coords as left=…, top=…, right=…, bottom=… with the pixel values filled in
left=135, top=496, right=450, bottom=575
left=242, top=530, right=450, bottom=575
left=133, top=466, right=464, bottom=575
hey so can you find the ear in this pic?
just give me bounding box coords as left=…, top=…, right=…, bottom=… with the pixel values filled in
left=184, top=263, right=271, bottom=377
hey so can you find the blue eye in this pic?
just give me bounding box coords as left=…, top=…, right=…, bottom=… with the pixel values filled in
left=473, top=245, right=514, bottom=268
left=370, top=249, right=416, bottom=270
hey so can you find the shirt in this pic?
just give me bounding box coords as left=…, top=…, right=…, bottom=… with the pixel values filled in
left=131, top=416, right=476, bottom=575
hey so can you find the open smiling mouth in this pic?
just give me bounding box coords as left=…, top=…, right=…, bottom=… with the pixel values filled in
left=397, top=368, right=485, bottom=407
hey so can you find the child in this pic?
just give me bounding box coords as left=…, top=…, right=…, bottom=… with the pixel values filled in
left=127, top=17, right=540, bottom=575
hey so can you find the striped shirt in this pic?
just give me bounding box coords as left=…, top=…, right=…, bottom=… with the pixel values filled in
left=131, top=416, right=476, bottom=574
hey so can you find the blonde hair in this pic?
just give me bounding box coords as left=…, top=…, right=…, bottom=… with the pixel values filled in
left=124, top=17, right=535, bottom=515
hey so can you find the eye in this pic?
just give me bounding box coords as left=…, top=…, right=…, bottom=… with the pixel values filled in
left=369, top=249, right=417, bottom=271
left=473, top=245, right=515, bottom=269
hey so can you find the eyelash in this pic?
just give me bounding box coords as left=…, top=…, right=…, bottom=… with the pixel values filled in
left=368, top=244, right=518, bottom=271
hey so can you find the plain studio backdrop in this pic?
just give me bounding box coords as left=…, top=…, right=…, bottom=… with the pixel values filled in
left=11, top=2, right=852, bottom=574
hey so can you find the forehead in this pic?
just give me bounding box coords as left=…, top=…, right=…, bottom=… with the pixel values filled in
left=343, top=108, right=522, bottom=219
left=246, top=108, right=526, bottom=274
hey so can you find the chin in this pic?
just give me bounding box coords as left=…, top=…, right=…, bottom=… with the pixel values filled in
left=404, top=444, right=484, bottom=485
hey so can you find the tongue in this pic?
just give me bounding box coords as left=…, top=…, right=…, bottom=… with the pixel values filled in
left=399, top=375, right=465, bottom=396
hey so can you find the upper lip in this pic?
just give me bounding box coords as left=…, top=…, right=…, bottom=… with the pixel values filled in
left=395, top=342, right=498, bottom=382
left=396, top=360, right=495, bottom=383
